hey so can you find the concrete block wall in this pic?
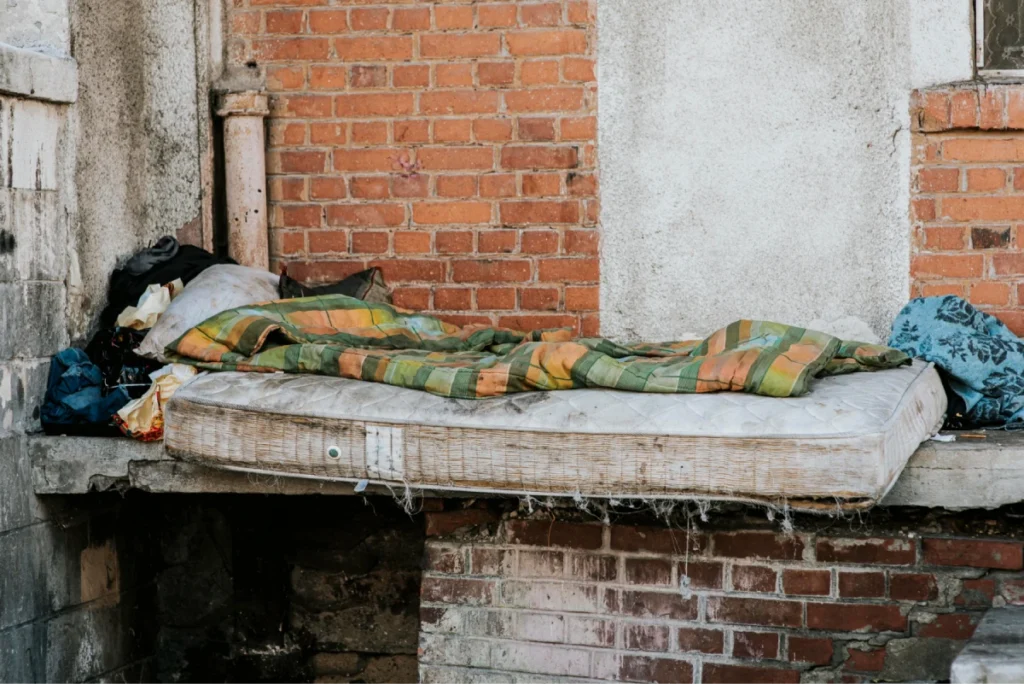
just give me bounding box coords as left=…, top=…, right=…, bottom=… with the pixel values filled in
left=226, top=0, right=600, bottom=334
left=420, top=514, right=1024, bottom=683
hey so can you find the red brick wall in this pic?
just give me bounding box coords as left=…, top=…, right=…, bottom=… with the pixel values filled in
left=911, top=84, right=1024, bottom=334
left=227, top=0, right=599, bottom=334
left=419, top=516, right=1023, bottom=682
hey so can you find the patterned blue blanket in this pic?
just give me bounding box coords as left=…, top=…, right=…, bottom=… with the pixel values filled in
left=889, top=296, right=1024, bottom=429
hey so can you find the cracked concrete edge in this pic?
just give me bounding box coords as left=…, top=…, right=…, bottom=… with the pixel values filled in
left=0, top=42, right=77, bottom=103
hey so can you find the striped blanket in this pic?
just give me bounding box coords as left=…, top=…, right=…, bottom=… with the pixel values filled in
left=166, top=295, right=909, bottom=399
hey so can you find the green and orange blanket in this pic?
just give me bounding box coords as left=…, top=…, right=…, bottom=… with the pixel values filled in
left=166, top=295, right=909, bottom=399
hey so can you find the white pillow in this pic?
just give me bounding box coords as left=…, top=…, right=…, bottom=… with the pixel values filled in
left=136, top=264, right=280, bottom=362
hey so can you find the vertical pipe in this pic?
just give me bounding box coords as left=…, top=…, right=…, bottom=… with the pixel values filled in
left=216, top=91, right=269, bottom=269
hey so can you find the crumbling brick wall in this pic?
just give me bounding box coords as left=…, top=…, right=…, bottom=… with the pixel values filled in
left=227, top=0, right=600, bottom=333
left=911, top=84, right=1024, bottom=333
left=420, top=510, right=1024, bottom=683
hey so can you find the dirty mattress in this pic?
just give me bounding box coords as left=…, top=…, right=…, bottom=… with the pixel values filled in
left=163, top=361, right=945, bottom=510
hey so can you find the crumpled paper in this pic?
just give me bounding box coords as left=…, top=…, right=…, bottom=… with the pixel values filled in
left=115, top=278, right=184, bottom=330
left=114, top=363, right=197, bottom=441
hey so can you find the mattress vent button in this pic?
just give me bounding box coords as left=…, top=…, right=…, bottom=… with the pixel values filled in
left=327, top=445, right=341, bottom=459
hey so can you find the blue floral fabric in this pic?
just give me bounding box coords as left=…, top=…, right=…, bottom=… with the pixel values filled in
left=889, top=296, right=1024, bottom=429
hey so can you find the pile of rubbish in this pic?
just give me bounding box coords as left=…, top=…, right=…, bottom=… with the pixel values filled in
left=41, top=237, right=387, bottom=441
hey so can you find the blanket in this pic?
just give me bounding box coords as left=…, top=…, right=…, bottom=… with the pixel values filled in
left=166, top=295, right=909, bottom=400
left=890, top=295, right=1024, bottom=429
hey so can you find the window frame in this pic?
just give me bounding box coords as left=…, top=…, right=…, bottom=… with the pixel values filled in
left=976, top=0, right=1024, bottom=77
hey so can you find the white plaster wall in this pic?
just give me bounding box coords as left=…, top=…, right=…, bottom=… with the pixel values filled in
left=0, top=0, right=70, bottom=57
left=598, top=1, right=973, bottom=341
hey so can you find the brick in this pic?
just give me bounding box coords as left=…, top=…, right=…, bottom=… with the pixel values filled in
left=943, top=196, right=1024, bottom=221
left=434, top=287, right=472, bottom=310
left=521, top=3, right=562, bottom=26
left=971, top=226, right=1011, bottom=249
left=913, top=198, right=937, bottom=221
left=308, top=231, right=348, bottom=254
left=567, top=0, right=593, bottom=24
left=918, top=168, right=959, bottom=193
left=499, top=314, right=577, bottom=331
left=501, top=580, right=598, bottom=613
left=521, top=230, right=559, bottom=253
left=394, top=65, right=430, bottom=87
left=506, top=30, right=588, bottom=56
left=783, top=569, right=830, bottom=596
left=994, top=252, right=1024, bottom=274
left=911, top=254, right=984, bottom=278
left=501, top=145, right=578, bottom=169
left=678, top=561, right=723, bottom=590
left=351, top=121, right=388, bottom=144
left=421, top=33, right=501, bottom=58
left=523, top=173, right=562, bottom=196
left=970, top=281, right=1011, bottom=306
left=518, top=549, right=565, bottom=578
left=845, top=647, right=885, bottom=672
left=478, top=4, right=517, bottom=28
left=335, top=36, right=413, bottom=61
left=563, top=57, right=595, bottom=82
left=395, top=119, right=431, bottom=143
left=519, top=117, right=557, bottom=141
left=838, top=572, right=885, bottom=598
left=620, top=590, right=698, bottom=621
left=981, top=89, right=1008, bottom=129
left=625, top=624, right=669, bottom=652
left=1010, top=91, right=1024, bottom=128
left=917, top=613, right=978, bottom=639
left=393, top=8, right=430, bottom=31
left=278, top=231, right=305, bottom=256
left=274, top=177, right=306, bottom=202
left=625, top=558, right=672, bottom=586
left=370, top=259, right=446, bottom=283
left=501, top=201, right=579, bottom=224
left=425, top=545, right=465, bottom=575
left=566, top=616, right=615, bottom=647
left=561, top=116, right=597, bottom=140
left=707, top=597, right=803, bottom=628
left=279, top=151, right=327, bottom=173
left=581, top=313, right=600, bottom=336
left=789, top=636, right=833, bottom=665
left=955, top=578, right=997, bottom=607
left=334, top=149, right=400, bottom=172
left=703, top=664, right=800, bottom=684
left=266, top=10, right=302, bottom=34
left=435, top=231, right=474, bottom=254
left=923, top=226, right=966, bottom=250
left=308, top=122, right=345, bottom=145
left=479, top=173, right=517, bottom=197
left=453, top=259, right=531, bottom=283
left=413, top=201, right=492, bottom=225
left=922, top=538, right=1023, bottom=569
left=1002, top=578, right=1024, bottom=604
left=419, top=147, right=494, bottom=171
left=274, top=94, right=332, bottom=117
left=565, top=229, right=598, bottom=254
left=521, top=60, right=560, bottom=85
left=349, top=8, right=388, bottom=31
left=677, top=627, right=723, bottom=654
left=253, top=37, right=331, bottom=61
left=308, top=10, right=348, bottom=34
left=731, top=565, right=777, bottom=593
left=349, top=176, right=389, bottom=199
left=392, top=174, right=430, bottom=198
left=470, top=548, right=512, bottom=576
left=817, top=537, right=917, bottom=566
left=421, top=91, right=500, bottom=115
left=474, top=118, right=514, bottom=142
left=521, top=287, right=559, bottom=310
left=420, top=577, right=493, bottom=606
left=436, top=175, right=478, bottom=198
left=505, top=88, right=585, bottom=112
left=326, top=204, right=405, bottom=227
left=732, top=631, right=778, bottom=660
left=434, top=5, right=474, bottom=29
left=392, top=286, right=430, bottom=309
left=713, top=531, right=805, bottom=561
left=618, top=656, right=692, bottom=684
left=478, top=62, right=515, bottom=86
left=505, top=519, right=602, bottom=549
left=476, top=287, right=516, bottom=310
left=436, top=63, right=474, bottom=87
left=806, top=603, right=907, bottom=632
left=610, top=524, right=705, bottom=555
left=568, top=554, right=617, bottom=582
left=567, top=171, right=597, bottom=196
left=943, top=138, right=1024, bottom=162
left=967, top=167, right=1007, bottom=191
left=336, top=93, right=414, bottom=117
left=478, top=229, right=518, bottom=253
left=231, top=11, right=260, bottom=34
left=266, top=66, right=305, bottom=90
left=282, top=205, right=321, bottom=227
left=283, top=260, right=367, bottom=284
left=950, top=89, right=979, bottom=127
left=351, top=231, right=388, bottom=253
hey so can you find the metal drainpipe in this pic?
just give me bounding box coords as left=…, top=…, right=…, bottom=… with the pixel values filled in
left=216, top=91, right=270, bottom=269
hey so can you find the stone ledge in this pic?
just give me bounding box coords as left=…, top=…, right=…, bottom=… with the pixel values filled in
left=951, top=607, right=1024, bottom=683
left=28, top=432, right=1024, bottom=509
left=0, top=42, right=77, bottom=103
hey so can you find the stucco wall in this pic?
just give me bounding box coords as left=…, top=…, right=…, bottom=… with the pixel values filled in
left=598, top=1, right=972, bottom=340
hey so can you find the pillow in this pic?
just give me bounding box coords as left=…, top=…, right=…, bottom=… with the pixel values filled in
left=136, top=264, right=279, bottom=362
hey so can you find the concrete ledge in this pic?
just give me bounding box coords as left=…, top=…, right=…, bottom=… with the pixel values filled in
left=29, top=432, right=1024, bottom=507
left=951, top=607, right=1024, bottom=683
left=0, top=42, right=77, bottom=103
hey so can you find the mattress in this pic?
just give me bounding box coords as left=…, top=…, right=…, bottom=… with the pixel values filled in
left=164, top=361, right=946, bottom=510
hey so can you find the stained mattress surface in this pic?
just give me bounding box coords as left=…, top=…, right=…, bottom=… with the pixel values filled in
left=164, top=361, right=946, bottom=509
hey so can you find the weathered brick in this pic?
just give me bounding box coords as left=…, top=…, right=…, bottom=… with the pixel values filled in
left=782, top=569, right=830, bottom=596
left=732, top=630, right=778, bottom=660
left=788, top=636, right=833, bottom=665
left=505, top=519, right=602, bottom=549
left=806, top=603, right=907, bottom=632
left=839, top=572, right=886, bottom=598
left=889, top=573, right=937, bottom=601
left=845, top=647, right=886, bottom=672
left=618, top=655, right=693, bottom=684
left=625, top=624, right=670, bottom=652
left=421, top=577, right=494, bottom=606
left=677, top=627, right=724, bottom=654
left=816, top=537, right=916, bottom=565
left=424, top=509, right=498, bottom=537
left=731, top=565, right=777, bottom=593
left=922, top=538, right=1023, bottom=569
left=625, top=558, right=672, bottom=586
left=916, top=612, right=978, bottom=639
left=703, top=663, right=800, bottom=684
left=713, top=531, right=804, bottom=561
left=620, top=590, right=698, bottom=621
left=707, top=597, right=802, bottom=628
